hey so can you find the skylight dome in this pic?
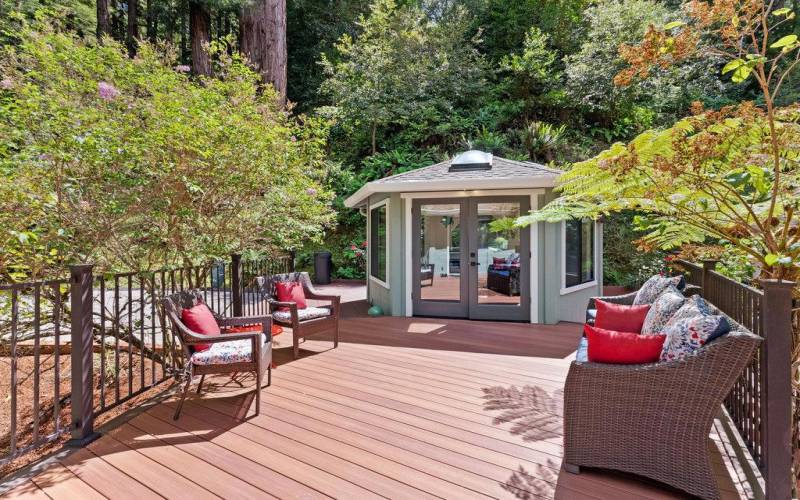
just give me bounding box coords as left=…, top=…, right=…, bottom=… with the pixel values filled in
left=449, top=150, right=492, bottom=172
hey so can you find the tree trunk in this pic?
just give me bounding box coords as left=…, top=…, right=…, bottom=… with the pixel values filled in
left=146, top=0, right=157, bottom=43
left=126, top=0, right=138, bottom=56
left=97, top=0, right=111, bottom=41
left=240, top=0, right=287, bottom=103
left=190, top=1, right=212, bottom=76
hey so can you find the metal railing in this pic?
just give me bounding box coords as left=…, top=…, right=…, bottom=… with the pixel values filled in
left=674, top=259, right=793, bottom=499
left=0, top=252, right=293, bottom=467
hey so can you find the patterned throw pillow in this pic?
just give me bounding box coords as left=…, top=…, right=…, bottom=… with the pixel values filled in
left=669, top=295, right=712, bottom=324
left=633, top=275, right=685, bottom=305
left=660, top=314, right=730, bottom=361
left=640, top=286, right=685, bottom=336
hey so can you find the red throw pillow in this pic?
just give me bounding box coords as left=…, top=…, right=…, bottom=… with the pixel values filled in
left=181, top=303, right=220, bottom=352
left=275, top=281, right=307, bottom=311
left=492, top=257, right=506, bottom=267
left=594, top=299, right=650, bottom=333
left=584, top=324, right=665, bottom=364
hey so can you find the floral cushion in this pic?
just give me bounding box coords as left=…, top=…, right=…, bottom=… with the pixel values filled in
left=660, top=314, right=730, bottom=361
left=633, top=275, right=685, bottom=305
left=191, top=334, right=268, bottom=366
left=669, top=294, right=712, bottom=323
left=271, top=306, right=331, bottom=323
left=640, top=286, right=685, bottom=336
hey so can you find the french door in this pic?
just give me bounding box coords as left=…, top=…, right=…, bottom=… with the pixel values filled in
left=411, top=196, right=530, bottom=321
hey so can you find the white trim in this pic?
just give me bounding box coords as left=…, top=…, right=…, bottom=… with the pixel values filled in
left=400, top=188, right=544, bottom=200
left=404, top=198, right=413, bottom=317
left=345, top=179, right=554, bottom=207
left=560, top=219, right=599, bottom=295
left=368, top=198, right=390, bottom=289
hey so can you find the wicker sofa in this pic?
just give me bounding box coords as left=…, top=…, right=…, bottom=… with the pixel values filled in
left=565, top=295, right=761, bottom=500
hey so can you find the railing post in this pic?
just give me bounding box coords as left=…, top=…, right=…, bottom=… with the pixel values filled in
left=67, top=264, right=100, bottom=447
left=289, top=250, right=296, bottom=273
left=700, top=259, right=718, bottom=294
left=759, top=279, right=794, bottom=500
left=231, top=253, right=243, bottom=317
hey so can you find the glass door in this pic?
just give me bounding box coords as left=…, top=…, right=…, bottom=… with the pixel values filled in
left=412, top=200, right=468, bottom=318
left=467, top=197, right=530, bottom=321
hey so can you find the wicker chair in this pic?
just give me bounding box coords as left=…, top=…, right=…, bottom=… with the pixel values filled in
left=420, top=264, right=435, bottom=287
left=161, top=290, right=272, bottom=420
left=564, top=316, right=761, bottom=499
left=257, top=272, right=340, bottom=359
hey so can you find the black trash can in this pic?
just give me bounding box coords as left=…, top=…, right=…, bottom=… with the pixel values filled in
left=314, top=251, right=332, bottom=285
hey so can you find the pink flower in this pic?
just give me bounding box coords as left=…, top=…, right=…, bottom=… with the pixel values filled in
left=306, top=188, right=317, bottom=196
left=361, top=241, right=367, bottom=248
left=290, top=135, right=297, bottom=142
left=0, top=78, right=13, bottom=90
left=175, top=65, right=191, bottom=73
left=350, top=244, right=357, bottom=250
left=98, top=81, right=119, bottom=101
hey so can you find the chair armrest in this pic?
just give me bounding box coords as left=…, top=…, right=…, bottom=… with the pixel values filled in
left=268, top=300, right=298, bottom=310
left=217, top=315, right=272, bottom=328
left=305, top=292, right=340, bottom=302
left=183, top=330, right=261, bottom=345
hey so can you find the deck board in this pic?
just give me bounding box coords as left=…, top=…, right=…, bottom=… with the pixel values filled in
left=1, top=285, right=748, bottom=499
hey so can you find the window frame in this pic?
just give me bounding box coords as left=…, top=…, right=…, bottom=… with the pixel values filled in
left=368, top=198, right=390, bottom=288
left=560, top=218, right=597, bottom=295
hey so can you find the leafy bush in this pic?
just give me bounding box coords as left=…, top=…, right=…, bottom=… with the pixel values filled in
left=0, top=21, right=334, bottom=280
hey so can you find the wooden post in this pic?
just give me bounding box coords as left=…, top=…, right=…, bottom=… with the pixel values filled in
left=289, top=250, right=296, bottom=273
left=701, top=259, right=718, bottom=295
left=759, top=279, right=794, bottom=500
left=231, top=254, right=243, bottom=317
left=67, top=264, right=100, bottom=446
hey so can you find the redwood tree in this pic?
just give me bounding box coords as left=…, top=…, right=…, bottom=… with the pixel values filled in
left=240, top=0, right=287, bottom=102
left=190, top=1, right=212, bottom=75
left=97, top=0, right=110, bottom=41
left=126, top=0, right=139, bottom=56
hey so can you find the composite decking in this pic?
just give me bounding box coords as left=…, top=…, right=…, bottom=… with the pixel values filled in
left=2, top=283, right=749, bottom=499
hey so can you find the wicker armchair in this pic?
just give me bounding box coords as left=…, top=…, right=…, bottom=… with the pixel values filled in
left=564, top=321, right=761, bottom=500
left=161, top=290, right=272, bottom=420
left=257, top=272, right=340, bottom=359
left=420, top=264, right=435, bottom=287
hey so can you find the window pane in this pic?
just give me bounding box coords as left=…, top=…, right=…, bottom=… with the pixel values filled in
left=564, top=219, right=581, bottom=288
left=581, top=219, right=594, bottom=283
left=477, top=202, right=521, bottom=304
left=419, top=204, right=461, bottom=301
left=370, top=205, right=387, bottom=282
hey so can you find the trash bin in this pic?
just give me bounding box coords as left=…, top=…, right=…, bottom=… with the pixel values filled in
left=314, top=251, right=332, bottom=285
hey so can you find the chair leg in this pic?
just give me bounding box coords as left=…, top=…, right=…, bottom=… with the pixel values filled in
left=255, top=369, right=262, bottom=417
left=267, top=365, right=272, bottom=387
left=293, top=333, right=299, bottom=359
left=564, top=463, right=580, bottom=474
left=174, top=376, right=192, bottom=420
left=196, top=374, right=205, bottom=394
left=334, top=322, right=339, bottom=349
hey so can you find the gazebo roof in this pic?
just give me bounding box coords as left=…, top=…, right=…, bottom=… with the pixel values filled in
left=344, top=151, right=562, bottom=208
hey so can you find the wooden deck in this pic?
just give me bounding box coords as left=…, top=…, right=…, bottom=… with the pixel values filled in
left=2, top=284, right=750, bottom=499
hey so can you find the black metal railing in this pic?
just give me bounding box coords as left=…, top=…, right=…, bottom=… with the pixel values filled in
left=0, top=252, right=293, bottom=467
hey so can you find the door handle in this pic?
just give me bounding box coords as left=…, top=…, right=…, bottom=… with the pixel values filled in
left=470, top=262, right=478, bottom=266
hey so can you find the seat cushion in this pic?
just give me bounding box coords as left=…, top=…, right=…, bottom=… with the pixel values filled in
left=594, top=300, right=650, bottom=333
left=272, top=306, right=331, bottom=323
left=633, top=275, right=685, bottom=305
left=584, top=324, right=665, bottom=364
left=191, top=334, right=268, bottom=366
left=640, top=286, right=685, bottom=335
left=660, top=314, right=730, bottom=361
left=181, top=303, right=220, bottom=352
left=276, top=281, right=307, bottom=311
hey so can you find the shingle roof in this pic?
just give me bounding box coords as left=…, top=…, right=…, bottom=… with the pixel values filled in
left=373, top=157, right=562, bottom=184
left=344, top=153, right=562, bottom=208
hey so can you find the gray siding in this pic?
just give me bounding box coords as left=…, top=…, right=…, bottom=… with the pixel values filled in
left=366, top=193, right=405, bottom=316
